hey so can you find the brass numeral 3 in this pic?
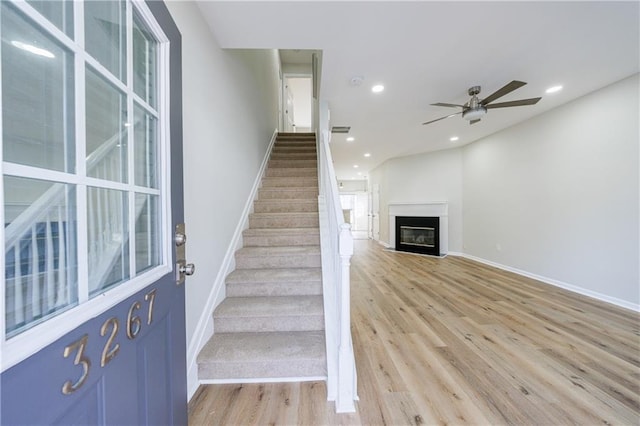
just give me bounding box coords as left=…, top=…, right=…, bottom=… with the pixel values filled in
left=61, top=334, right=90, bottom=395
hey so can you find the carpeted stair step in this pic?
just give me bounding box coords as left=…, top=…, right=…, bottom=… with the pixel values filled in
left=197, top=331, right=326, bottom=380
left=272, top=146, right=317, bottom=154
left=258, top=187, right=317, bottom=200
left=261, top=177, right=318, bottom=188
left=273, top=141, right=316, bottom=148
left=235, top=246, right=321, bottom=269
left=249, top=212, right=319, bottom=228
left=243, top=228, right=320, bottom=247
left=253, top=199, right=318, bottom=213
left=266, top=167, right=317, bottom=178
left=277, top=133, right=315, bottom=140
left=214, top=295, right=324, bottom=332
left=270, top=152, right=317, bottom=161
left=225, top=268, right=322, bottom=297
left=269, top=159, right=317, bottom=168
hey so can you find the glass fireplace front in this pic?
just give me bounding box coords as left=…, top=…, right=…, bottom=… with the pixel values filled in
left=400, top=226, right=435, bottom=248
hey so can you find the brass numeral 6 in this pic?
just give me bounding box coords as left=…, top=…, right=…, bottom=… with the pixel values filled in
left=127, top=301, right=142, bottom=339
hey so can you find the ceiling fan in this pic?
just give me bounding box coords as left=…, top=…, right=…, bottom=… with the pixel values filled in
left=423, top=80, right=541, bottom=125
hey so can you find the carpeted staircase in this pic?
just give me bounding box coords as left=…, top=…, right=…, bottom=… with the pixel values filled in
left=197, top=133, right=327, bottom=381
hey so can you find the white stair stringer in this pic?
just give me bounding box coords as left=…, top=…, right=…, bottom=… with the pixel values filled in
left=197, top=133, right=327, bottom=383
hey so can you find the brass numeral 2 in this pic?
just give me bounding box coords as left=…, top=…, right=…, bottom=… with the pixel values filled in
left=61, top=288, right=158, bottom=395
left=100, top=317, right=120, bottom=367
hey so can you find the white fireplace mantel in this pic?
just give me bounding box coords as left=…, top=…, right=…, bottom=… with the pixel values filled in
left=388, top=202, right=449, bottom=255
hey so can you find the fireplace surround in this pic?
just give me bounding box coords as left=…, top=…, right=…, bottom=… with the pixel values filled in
left=388, top=202, right=448, bottom=256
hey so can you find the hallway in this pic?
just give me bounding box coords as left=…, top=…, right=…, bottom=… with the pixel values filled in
left=188, top=240, right=640, bottom=425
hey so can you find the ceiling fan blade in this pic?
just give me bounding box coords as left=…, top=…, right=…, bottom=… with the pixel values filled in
left=431, top=102, right=465, bottom=108
left=485, top=97, right=542, bottom=109
left=422, top=111, right=462, bottom=125
left=470, top=119, right=481, bottom=125
left=480, top=80, right=527, bottom=105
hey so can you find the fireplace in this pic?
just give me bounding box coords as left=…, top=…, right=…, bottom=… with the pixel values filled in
left=395, top=216, right=440, bottom=256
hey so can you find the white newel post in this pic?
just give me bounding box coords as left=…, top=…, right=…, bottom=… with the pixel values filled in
left=336, top=223, right=356, bottom=413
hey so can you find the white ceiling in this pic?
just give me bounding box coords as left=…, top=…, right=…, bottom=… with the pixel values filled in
left=197, top=1, right=639, bottom=180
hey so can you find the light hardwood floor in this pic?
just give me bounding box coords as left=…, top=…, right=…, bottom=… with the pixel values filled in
left=188, top=240, right=640, bottom=425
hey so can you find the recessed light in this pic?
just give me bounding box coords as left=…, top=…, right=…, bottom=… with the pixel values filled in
left=364, top=153, right=371, bottom=157
left=357, top=172, right=362, bottom=176
left=371, top=84, right=385, bottom=93
left=353, top=164, right=359, bottom=168
left=450, top=136, right=459, bottom=142
left=346, top=137, right=355, bottom=142
left=546, top=85, right=563, bottom=94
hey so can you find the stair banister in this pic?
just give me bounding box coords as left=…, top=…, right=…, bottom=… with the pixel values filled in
left=316, top=108, right=357, bottom=413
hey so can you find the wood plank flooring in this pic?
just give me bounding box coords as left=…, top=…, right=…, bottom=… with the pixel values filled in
left=188, top=240, right=640, bottom=425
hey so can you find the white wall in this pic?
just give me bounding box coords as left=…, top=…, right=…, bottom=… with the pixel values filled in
left=165, top=1, right=280, bottom=395
left=463, top=74, right=639, bottom=308
left=338, top=180, right=367, bottom=192
left=368, top=148, right=464, bottom=252
left=282, top=63, right=312, bottom=74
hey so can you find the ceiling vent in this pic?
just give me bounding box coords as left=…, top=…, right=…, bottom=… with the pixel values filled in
left=331, top=126, right=351, bottom=134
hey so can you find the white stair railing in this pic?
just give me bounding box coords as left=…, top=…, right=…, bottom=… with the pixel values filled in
left=4, top=131, right=129, bottom=334
left=317, top=124, right=357, bottom=413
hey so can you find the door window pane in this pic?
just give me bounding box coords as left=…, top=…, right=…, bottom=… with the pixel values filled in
left=86, top=67, right=127, bottom=183
left=4, top=176, right=78, bottom=337
left=87, top=187, right=129, bottom=296
left=26, top=0, right=74, bottom=38
left=84, top=0, right=126, bottom=82
left=2, top=0, right=165, bottom=340
left=133, top=12, right=157, bottom=107
left=135, top=193, right=160, bottom=274
left=134, top=104, right=157, bottom=188
left=1, top=3, right=75, bottom=172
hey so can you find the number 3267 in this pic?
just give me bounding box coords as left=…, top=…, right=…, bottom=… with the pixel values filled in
left=61, top=289, right=157, bottom=395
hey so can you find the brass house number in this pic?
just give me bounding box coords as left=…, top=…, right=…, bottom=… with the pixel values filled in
left=61, top=289, right=157, bottom=395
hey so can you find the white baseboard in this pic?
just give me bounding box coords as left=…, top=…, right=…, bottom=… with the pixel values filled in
left=377, top=240, right=391, bottom=249
left=186, top=129, right=279, bottom=401
left=199, top=376, right=327, bottom=385
left=460, top=253, right=640, bottom=313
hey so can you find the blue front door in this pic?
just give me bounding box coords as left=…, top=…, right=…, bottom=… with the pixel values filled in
left=0, top=1, right=187, bottom=424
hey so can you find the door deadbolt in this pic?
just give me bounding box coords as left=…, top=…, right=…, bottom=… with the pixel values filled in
left=175, top=232, right=186, bottom=246
left=175, top=223, right=195, bottom=285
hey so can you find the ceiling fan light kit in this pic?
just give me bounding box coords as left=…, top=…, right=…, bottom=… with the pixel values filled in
left=423, top=80, right=542, bottom=126
left=462, top=106, right=486, bottom=121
